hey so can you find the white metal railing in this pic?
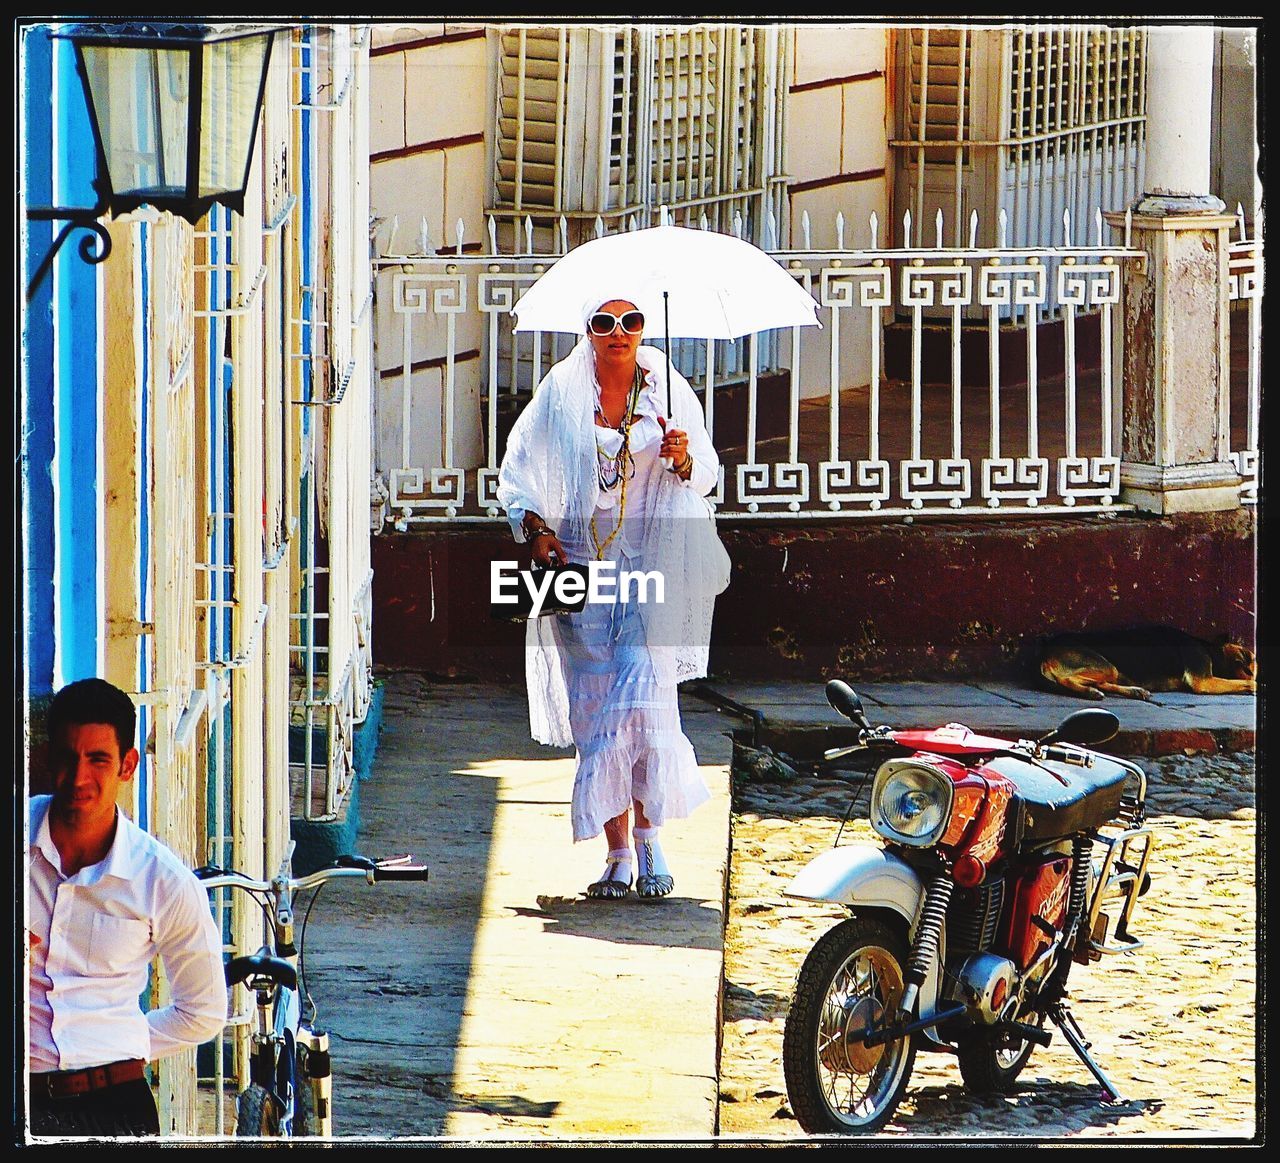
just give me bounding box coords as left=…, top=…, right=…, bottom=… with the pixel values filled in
left=1227, top=205, right=1261, bottom=506
left=371, top=207, right=1174, bottom=524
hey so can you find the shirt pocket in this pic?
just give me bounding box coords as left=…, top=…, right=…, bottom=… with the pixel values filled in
left=89, top=912, right=153, bottom=976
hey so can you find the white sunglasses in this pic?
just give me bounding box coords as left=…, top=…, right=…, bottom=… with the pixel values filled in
left=587, top=310, right=646, bottom=336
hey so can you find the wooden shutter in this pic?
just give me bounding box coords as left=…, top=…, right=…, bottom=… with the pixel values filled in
left=495, top=28, right=567, bottom=210
left=905, top=27, right=973, bottom=165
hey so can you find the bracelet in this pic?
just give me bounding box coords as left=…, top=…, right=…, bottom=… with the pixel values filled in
left=527, top=526, right=556, bottom=540
left=670, top=454, right=693, bottom=479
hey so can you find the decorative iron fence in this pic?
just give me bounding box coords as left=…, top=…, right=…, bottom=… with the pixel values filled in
left=1228, top=206, right=1262, bottom=506
left=373, top=205, right=1261, bottom=526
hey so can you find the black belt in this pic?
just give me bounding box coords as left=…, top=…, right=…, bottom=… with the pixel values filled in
left=31, top=1058, right=147, bottom=1100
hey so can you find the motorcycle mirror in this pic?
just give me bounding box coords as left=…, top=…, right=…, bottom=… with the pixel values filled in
left=1040, top=707, right=1120, bottom=747
left=825, top=679, right=869, bottom=728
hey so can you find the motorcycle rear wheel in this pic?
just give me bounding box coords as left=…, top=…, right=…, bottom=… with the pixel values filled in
left=783, top=916, right=916, bottom=1134
left=955, top=1011, right=1044, bottom=1094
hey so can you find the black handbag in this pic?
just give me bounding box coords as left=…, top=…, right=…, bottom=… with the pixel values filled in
left=489, top=562, right=591, bottom=622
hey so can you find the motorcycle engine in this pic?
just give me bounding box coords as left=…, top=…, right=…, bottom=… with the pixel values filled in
left=954, top=953, right=1019, bottom=1025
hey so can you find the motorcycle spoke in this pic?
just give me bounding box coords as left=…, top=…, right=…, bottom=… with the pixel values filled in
left=814, top=946, right=904, bottom=1118
left=785, top=917, right=918, bottom=1134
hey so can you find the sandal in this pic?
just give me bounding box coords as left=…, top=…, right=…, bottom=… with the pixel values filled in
left=636, top=872, right=674, bottom=900
left=635, top=837, right=674, bottom=900
left=586, top=856, right=633, bottom=900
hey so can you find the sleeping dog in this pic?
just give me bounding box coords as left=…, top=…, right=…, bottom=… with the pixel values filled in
left=1038, top=625, right=1257, bottom=700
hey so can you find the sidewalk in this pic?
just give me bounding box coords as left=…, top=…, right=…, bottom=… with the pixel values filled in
left=699, top=676, right=1257, bottom=757
left=300, top=672, right=1255, bottom=1142
left=302, top=673, right=733, bottom=1141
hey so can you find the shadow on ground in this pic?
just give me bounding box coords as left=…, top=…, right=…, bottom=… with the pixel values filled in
left=514, top=895, right=723, bottom=950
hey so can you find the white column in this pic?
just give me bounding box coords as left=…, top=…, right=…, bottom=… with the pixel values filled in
left=1109, top=26, right=1239, bottom=514
left=1137, top=26, right=1224, bottom=214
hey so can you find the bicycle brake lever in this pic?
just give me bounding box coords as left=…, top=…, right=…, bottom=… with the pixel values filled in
left=334, top=854, right=377, bottom=871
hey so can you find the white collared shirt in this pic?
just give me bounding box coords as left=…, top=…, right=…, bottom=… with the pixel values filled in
left=27, top=795, right=228, bottom=1073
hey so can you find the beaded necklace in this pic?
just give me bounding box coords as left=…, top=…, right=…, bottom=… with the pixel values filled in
left=590, top=365, right=644, bottom=560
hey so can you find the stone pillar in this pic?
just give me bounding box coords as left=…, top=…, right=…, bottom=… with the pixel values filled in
left=1111, top=27, right=1241, bottom=515
left=1138, top=27, right=1222, bottom=213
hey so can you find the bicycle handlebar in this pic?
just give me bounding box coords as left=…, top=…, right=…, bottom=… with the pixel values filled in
left=195, top=854, right=429, bottom=892
left=333, top=853, right=430, bottom=882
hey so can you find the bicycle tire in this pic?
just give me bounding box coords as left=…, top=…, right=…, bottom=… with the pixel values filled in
left=236, top=1084, right=281, bottom=1137
left=294, top=1047, right=319, bottom=1137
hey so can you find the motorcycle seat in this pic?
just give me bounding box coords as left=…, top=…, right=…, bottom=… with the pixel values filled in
left=985, top=754, right=1130, bottom=841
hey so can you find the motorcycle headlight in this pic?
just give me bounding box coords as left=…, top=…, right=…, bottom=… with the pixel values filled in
left=870, top=759, right=954, bottom=847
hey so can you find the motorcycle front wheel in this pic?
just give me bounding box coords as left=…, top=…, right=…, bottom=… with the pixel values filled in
left=955, top=1010, right=1044, bottom=1094
left=783, top=916, right=916, bottom=1134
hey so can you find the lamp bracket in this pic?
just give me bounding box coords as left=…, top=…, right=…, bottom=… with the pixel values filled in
left=26, top=205, right=113, bottom=301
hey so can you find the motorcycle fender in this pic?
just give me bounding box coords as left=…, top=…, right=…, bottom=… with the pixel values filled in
left=784, top=845, right=949, bottom=1046
left=784, top=844, right=924, bottom=919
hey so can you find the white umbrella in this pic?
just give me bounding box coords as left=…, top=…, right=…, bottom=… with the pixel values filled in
left=510, top=220, right=820, bottom=411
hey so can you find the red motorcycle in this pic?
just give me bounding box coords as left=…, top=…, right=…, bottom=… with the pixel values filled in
left=781, top=680, right=1155, bottom=1134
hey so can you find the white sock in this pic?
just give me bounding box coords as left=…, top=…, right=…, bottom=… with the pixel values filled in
left=598, top=847, right=633, bottom=885
left=632, top=826, right=670, bottom=879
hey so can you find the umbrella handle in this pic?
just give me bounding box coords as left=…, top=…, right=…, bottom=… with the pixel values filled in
left=664, top=290, right=672, bottom=418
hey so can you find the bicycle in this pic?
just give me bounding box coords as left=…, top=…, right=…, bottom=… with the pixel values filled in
left=196, top=841, right=429, bottom=1138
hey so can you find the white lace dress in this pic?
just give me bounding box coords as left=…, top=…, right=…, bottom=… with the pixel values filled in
left=553, top=386, right=712, bottom=841
left=496, top=341, right=730, bottom=842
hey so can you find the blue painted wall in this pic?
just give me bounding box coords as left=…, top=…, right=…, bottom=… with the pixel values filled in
left=22, top=26, right=102, bottom=695
left=51, top=31, right=101, bottom=685
left=21, top=26, right=56, bottom=699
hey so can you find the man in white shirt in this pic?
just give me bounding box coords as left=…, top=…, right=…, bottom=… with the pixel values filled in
left=26, top=678, right=228, bottom=1138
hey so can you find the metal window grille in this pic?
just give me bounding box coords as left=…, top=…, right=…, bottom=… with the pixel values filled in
left=287, top=24, right=372, bottom=825
left=905, top=27, right=973, bottom=168
left=494, top=28, right=575, bottom=215
left=491, top=25, right=784, bottom=246
left=488, top=26, right=786, bottom=398
left=894, top=25, right=1146, bottom=317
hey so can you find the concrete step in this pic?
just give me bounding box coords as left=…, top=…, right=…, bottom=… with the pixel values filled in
left=688, top=679, right=1256, bottom=759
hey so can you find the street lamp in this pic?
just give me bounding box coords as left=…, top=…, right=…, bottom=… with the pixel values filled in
left=25, top=21, right=279, bottom=298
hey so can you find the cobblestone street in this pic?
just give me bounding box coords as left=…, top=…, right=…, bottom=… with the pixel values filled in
left=719, top=751, right=1258, bottom=1142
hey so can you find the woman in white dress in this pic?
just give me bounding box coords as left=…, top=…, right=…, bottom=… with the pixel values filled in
left=497, top=294, right=730, bottom=899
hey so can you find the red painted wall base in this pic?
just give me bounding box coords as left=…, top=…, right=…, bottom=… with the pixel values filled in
left=370, top=509, right=1256, bottom=684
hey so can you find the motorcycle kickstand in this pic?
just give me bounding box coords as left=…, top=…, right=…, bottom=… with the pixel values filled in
left=1047, top=1001, right=1126, bottom=1103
